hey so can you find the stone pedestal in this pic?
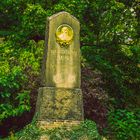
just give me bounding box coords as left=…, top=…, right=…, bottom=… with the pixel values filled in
left=36, top=87, right=84, bottom=128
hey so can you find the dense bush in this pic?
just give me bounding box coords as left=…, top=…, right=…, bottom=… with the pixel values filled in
left=106, top=109, right=140, bottom=140
left=21, top=4, right=47, bottom=40
left=0, top=1, right=46, bottom=122
left=0, top=65, right=30, bottom=121
left=0, top=40, right=44, bottom=122
left=81, top=43, right=140, bottom=109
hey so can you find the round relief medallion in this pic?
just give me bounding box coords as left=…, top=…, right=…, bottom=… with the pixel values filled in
left=56, top=24, right=74, bottom=48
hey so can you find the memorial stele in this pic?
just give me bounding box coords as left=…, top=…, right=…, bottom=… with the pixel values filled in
left=35, top=11, right=84, bottom=128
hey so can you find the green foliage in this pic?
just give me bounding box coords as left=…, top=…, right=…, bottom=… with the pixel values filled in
left=81, top=43, right=140, bottom=108
left=21, top=4, right=47, bottom=39
left=0, top=1, right=45, bottom=122
left=0, top=41, right=29, bottom=121
left=106, top=109, right=140, bottom=140
left=0, top=39, right=44, bottom=121
left=4, top=120, right=101, bottom=140
left=47, top=120, right=101, bottom=140
left=77, top=0, right=139, bottom=109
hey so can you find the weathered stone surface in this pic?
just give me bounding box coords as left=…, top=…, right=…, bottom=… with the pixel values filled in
left=42, top=11, right=81, bottom=88
left=37, top=120, right=81, bottom=130
left=36, top=87, right=83, bottom=121
left=40, top=135, right=50, bottom=140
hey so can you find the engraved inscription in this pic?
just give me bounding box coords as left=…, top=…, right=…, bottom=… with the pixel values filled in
left=50, top=50, right=78, bottom=56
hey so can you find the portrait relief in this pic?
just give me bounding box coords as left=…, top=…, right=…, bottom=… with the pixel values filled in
left=56, top=24, right=74, bottom=47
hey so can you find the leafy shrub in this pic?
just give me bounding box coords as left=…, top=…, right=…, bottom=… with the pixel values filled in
left=0, top=1, right=45, bottom=123
left=0, top=64, right=30, bottom=121
left=21, top=4, right=47, bottom=40
left=47, top=120, right=101, bottom=140
left=81, top=43, right=140, bottom=109
left=106, top=109, right=140, bottom=140
left=0, top=39, right=44, bottom=122
left=5, top=120, right=101, bottom=140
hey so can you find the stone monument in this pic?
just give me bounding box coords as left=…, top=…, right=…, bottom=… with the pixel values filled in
left=36, top=11, right=84, bottom=128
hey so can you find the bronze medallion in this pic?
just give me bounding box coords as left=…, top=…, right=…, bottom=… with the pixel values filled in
left=56, top=24, right=74, bottom=48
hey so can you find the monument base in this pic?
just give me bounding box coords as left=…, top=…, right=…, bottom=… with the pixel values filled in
left=35, top=87, right=84, bottom=129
